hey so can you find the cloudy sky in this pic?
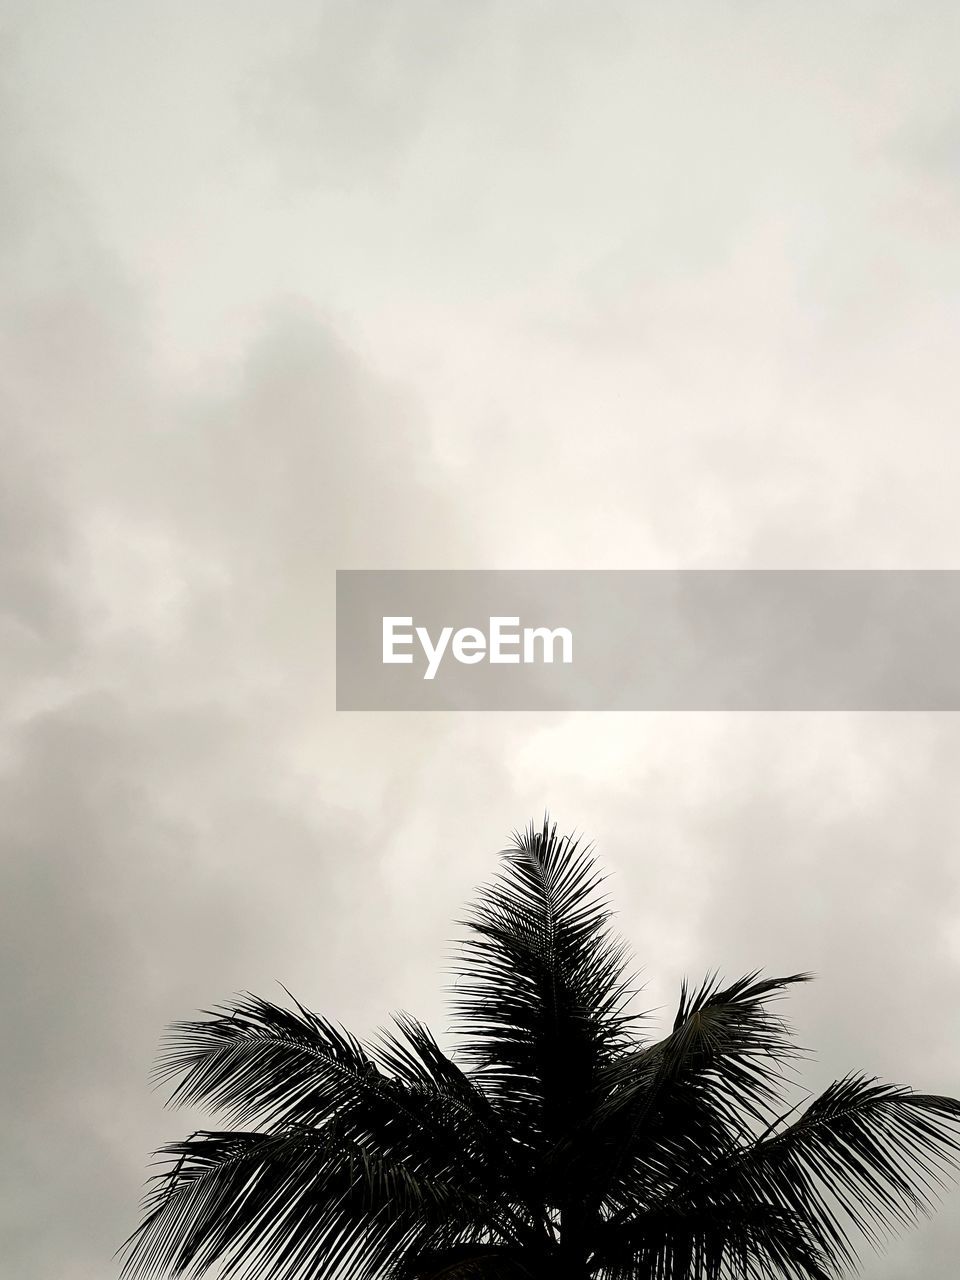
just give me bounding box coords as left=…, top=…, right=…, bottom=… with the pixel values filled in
left=3, top=3, right=960, bottom=1277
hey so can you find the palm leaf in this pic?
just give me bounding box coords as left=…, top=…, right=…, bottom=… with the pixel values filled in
left=453, top=819, right=639, bottom=1155
left=156, top=990, right=382, bottom=1129
left=596, top=1075, right=960, bottom=1278
left=121, top=1125, right=522, bottom=1280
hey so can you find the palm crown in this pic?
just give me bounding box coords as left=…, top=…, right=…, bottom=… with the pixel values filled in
left=125, top=820, right=960, bottom=1280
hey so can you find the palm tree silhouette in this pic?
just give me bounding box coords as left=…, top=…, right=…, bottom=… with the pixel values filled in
left=124, top=820, right=960, bottom=1280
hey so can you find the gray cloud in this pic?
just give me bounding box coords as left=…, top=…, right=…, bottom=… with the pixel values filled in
left=3, top=5, right=960, bottom=1279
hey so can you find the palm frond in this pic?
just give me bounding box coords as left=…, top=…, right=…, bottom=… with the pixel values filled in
left=156, top=990, right=381, bottom=1129
left=570, top=974, right=810, bottom=1212
left=704, top=1075, right=960, bottom=1272
left=372, top=1014, right=528, bottom=1179
left=596, top=1074, right=960, bottom=1279
left=595, top=1201, right=834, bottom=1280
left=599, top=972, right=811, bottom=1130
left=453, top=818, right=640, bottom=1157
left=121, top=1124, right=523, bottom=1280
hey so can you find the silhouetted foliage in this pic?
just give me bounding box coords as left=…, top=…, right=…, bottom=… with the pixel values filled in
left=124, top=820, right=960, bottom=1280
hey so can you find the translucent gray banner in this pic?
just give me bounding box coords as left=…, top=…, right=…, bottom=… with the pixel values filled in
left=336, top=570, right=960, bottom=710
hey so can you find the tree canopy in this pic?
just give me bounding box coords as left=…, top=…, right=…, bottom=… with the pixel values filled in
left=123, top=819, right=960, bottom=1280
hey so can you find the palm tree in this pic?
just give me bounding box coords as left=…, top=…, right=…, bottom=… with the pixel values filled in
left=124, top=820, right=960, bottom=1280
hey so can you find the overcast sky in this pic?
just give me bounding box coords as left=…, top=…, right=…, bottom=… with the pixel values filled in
left=3, top=3, right=960, bottom=1278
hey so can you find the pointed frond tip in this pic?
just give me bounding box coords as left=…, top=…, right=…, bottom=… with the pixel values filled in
left=152, top=989, right=381, bottom=1129
left=451, top=819, right=644, bottom=1116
